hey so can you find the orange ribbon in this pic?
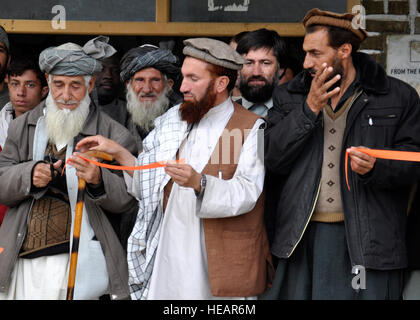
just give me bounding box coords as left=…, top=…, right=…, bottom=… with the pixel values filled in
left=63, top=155, right=185, bottom=174
left=345, top=147, right=420, bottom=191
left=0, top=156, right=185, bottom=256
left=78, top=155, right=185, bottom=170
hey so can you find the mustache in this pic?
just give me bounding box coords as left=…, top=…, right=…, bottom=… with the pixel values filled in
left=306, top=68, right=316, bottom=75
left=247, top=76, right=268, bottom=83
left=99, top=81, right=113, bottom=86
left=139, top=93, right=157, bottom=98
left=182, top=92, right=194, bottom=99
left=55, top=99, right=78, bottom=105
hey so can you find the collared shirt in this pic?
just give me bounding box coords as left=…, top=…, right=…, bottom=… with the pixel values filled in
left=240, top=97, right=273, bottom=118
left=0, top=102, right=13, bottom=149
left=330, top=69, right=361, bottom=113
left=0, top=86, right=9, bottom=111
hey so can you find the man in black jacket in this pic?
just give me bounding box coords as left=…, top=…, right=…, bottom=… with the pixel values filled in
left=264, top=8, right=420, bottom=299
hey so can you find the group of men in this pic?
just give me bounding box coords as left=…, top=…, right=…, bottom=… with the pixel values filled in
left=0, top=7, right=419, bottom=301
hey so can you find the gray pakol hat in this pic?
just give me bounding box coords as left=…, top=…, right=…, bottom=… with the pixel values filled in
left=183, top=38, right=246, bottom=70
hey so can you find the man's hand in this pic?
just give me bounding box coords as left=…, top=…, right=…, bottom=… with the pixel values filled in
left=69, top=152, right=102, bottom=185
left=164, top=162, right=201, bottom=193
left=76, top=135, right=123, bottom=158
left=306, top=63, right=341, bottom=115
left=347, top=146, right=376, bottom=175
left=32, top=160, right=63, bottom=188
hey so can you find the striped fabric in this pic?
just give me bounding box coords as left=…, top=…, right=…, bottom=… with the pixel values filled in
left=120, top=45, right=179, bottom=83
left=126, top=104, right=190, bottom=299
left=39, top=36, right=116, bottom=76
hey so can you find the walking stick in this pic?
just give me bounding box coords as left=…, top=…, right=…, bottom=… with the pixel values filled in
left=66, top=150, right=113, bottom=300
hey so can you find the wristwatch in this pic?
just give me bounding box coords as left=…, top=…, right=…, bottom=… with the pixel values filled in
left=195, top=174, right=207, bottom=198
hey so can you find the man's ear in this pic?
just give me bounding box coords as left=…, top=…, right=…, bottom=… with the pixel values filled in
left=88, top=76, right=96, bottom=93
left=125, top=79, right=133, bottom=90
left=338, top=43, right=352, bottom=60
left=215, top=76, right=229, bottom=93
left=45, top=73, right=50, bottom=84
left=167, top=78, right=174, bottom=89
left=41, top=86, right=49, bottom=99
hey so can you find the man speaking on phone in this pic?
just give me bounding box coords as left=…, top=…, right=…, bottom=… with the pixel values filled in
left=263, top=8, right=420, bottom=300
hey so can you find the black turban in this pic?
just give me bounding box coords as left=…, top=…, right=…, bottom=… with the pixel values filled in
left=120, top=44, right=180, bottom=83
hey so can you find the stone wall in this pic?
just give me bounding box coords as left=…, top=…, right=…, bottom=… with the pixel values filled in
left=361, top=0, right=419, bottom=67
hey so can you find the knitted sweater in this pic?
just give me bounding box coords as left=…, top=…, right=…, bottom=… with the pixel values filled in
left=312, top=91, right=360, bottom=223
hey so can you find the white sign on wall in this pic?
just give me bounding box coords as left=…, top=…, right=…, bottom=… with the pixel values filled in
left=208, top=0, right=250, bottom=12
left=387, top=35, right=420, bottom=95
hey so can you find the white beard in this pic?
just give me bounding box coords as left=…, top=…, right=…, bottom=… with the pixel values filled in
left=125, top=84, right=170, bottom=133
left=45, top=92, right=90, bottom=148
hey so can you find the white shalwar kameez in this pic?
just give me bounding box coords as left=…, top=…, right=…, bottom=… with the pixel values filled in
left=0, top=254, right=69, bottom=300
left=141, top=98, right=264, bottom=299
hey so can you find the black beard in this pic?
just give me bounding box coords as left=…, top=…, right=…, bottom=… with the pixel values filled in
left=306, top=57, right=344, bottom=92
left=96, top=84, right=122, bottom=105
left=239, top=77, right=275, bottom=104
left=326, top=59, right=344, bottom=92
left=97, top=91, right=117, bottom=105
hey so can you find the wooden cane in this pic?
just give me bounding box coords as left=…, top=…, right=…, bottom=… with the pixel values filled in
left=66, top=150, right=113, bottom=300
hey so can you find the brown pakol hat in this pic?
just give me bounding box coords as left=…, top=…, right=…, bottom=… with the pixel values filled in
left=183, top=38, right=247, bottom=70
left=302, top=8, right=368, bottom=41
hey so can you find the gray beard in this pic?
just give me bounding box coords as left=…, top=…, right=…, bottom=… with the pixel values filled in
left=125, top=84, right=170, bottom=133
left=45, top=92, right=90, bottom=147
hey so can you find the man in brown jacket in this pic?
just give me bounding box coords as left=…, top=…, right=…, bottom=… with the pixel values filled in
left=76, top=37, right=273, bottom=300
left=0, top=36, right=137, bottom=300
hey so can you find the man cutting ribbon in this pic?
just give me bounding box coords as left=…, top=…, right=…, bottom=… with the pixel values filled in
left=0, top=36, right=138, bottom=300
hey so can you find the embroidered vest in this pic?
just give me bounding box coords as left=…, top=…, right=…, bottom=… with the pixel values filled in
left=20, top=143, right=71, bottom=258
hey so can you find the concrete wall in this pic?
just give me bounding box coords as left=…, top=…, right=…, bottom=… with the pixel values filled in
left=361, top=0, right=420, bottom=92
left=361, top=0, right=419, bottom=64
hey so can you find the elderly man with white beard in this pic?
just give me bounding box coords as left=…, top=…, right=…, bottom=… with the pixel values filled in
left=120, top=44, right=182, bottom=151
left=0, top=36, right=138, bottom=300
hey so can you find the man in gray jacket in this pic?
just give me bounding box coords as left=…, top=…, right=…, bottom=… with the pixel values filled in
left=0, top=37, right=137, bottom=300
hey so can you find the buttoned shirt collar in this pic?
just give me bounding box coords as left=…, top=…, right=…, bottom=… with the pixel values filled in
left=241, top=97, right=273, bottom=111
